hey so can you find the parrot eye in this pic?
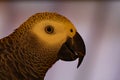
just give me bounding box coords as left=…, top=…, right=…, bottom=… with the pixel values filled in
left=45, top=25, right=54, bottom=34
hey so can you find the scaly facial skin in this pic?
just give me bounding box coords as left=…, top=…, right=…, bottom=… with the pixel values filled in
left=0, top=12, right=86, bottom=80
left=32, top=20, right=76, bottom=48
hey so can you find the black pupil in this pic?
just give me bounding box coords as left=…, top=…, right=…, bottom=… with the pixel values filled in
left=47, top=26, right=52, bottom=32
left=45, top=25, right=54, bottom=34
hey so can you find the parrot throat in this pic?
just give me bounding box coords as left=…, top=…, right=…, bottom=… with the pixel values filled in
left=0, top=30, right=58, bottom=80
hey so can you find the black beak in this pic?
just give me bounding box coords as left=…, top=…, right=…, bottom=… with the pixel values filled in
left=58, top=32, right=86, bottom=68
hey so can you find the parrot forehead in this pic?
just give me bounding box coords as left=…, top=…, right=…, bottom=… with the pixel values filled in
left=20, top=12, right=76, bottom=36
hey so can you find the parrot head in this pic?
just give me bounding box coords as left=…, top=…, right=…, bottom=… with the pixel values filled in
left=0, top=12, right=86, bottom=79
left=30, top=12, right=86, bottom=68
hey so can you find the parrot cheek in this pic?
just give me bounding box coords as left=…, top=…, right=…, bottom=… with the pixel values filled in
left=58, top=32, right=86, bottom=68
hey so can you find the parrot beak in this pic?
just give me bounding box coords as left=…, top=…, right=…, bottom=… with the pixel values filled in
left=58, top=32, right=86, bottom=68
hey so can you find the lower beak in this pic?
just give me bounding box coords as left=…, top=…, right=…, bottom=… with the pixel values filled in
left=58, top=32, right=86, bottom=68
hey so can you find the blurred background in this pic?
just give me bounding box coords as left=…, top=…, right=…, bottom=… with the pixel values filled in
left=0, top=1, right=120, bottom=80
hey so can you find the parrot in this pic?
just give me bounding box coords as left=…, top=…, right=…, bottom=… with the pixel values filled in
left=0, top=12, right=86, bottom=80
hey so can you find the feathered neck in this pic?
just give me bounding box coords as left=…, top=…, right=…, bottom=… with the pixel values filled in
left=0, top=28, right=58, bottom=80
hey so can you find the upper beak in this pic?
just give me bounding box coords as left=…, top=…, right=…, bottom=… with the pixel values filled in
left=58, top=32, right=86, bottom=68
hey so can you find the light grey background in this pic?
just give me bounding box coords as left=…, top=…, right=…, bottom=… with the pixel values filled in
left=0, top=1, right=120, bottom=80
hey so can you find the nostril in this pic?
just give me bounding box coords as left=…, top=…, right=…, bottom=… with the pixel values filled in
left=70, top=29, right=73, bottom=32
